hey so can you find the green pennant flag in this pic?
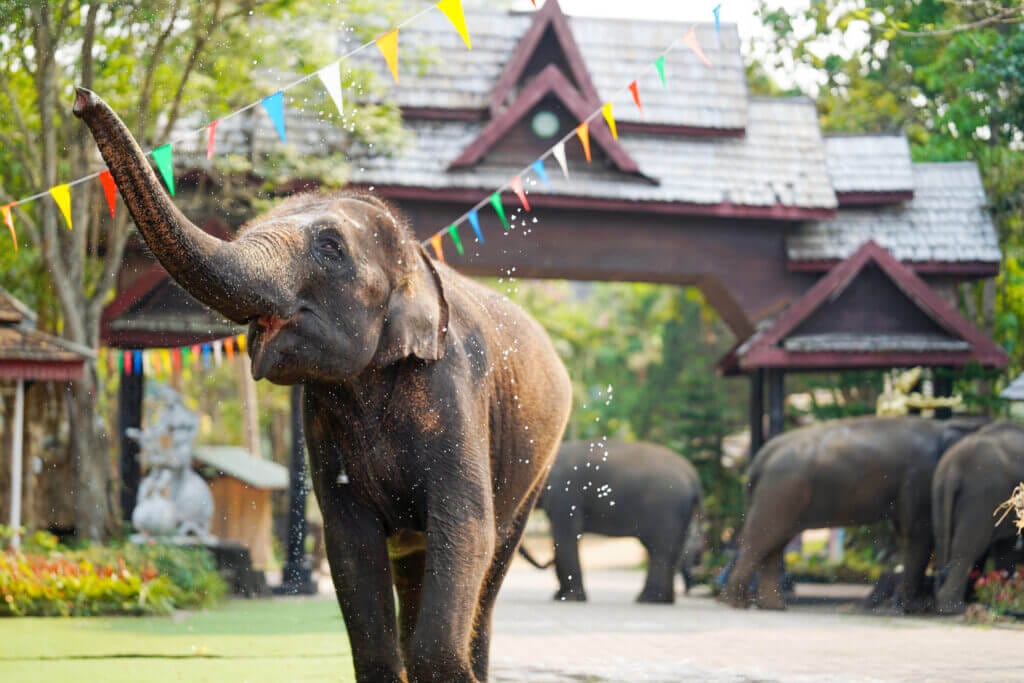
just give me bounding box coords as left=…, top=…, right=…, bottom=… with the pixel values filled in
left=449, top=224, right=464, bottom=255
left=152, top=144, right=175, bottom=195
left=489, top=192, right=509, bottom=231
left=654, top=55, right=667, bottom=88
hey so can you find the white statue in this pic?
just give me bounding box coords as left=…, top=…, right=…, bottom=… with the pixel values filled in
left=127, top=385, right=215, bottom=542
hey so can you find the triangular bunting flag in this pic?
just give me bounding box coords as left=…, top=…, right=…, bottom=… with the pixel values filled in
left=437, top=0, right=471, bottom=50
left=629, top=80, right=643, bottom=115
left=49, top=184, right=73, bottom=229
left=191, top=344, right=202, bottom=368
left=99, top=170, right=117, bottom=217
left=318, top=61, right=345, bottom=115
left=552, top=142, right=570, bottom=179
left=116, top=349, right=124, bottom=375
left=531, top=158, right=550, bottom=186
left=448, top=224, right=464, bottom=255
left=224, top=336, right=235, bottom=360
left=151, top=144, right=175, bottom=196
left=468, top=209, right=484, bottom=243
left=262, top=91, right=287, bottom=142
left=601, top=102, right=618, bottom=140
left=683, top=27, right=713, bottom=67
left=133, top=349, right=143, bottom=375
left=576, top=122, right=591, bottom=163
left=489, top=192, right=509, bottom=231
left=213, top=339, right=223, bottom=365
left=376, top=29, right=400, bottom=83
left=430, top=233, right=445, bottom=261
left=237, top=334, right=247, bottom=353
left=124, top=350, right=133, bottom=376
left=207, top=120, right=219, bottom=160
left=2, top=205, right=16, bottom=251
left=172, top=347, right=182, bottom=374
left=531, top=0, right=536, bottom=7
left=713, top=4, right=722, bottom=35
left=509, top=176, right=530, bottom=212
left=181, top=346, right=191, bottom=370
left=654, top=55, right=667, bottom=87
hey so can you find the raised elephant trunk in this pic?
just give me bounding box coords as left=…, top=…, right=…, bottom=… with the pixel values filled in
left=73, top=87, right=283, bottom=324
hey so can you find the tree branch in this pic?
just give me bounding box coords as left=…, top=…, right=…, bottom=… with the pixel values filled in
left=135, top=0, right=183, bottom=140
left=898, top=6, right=1023, bottom=37
left=159, top=0, right=222, bottom=141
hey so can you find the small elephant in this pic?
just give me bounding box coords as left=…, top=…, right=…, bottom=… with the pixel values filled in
left=521, top=440, right=702, bottom=604
left=933, top=420, right=1024, bottom=614
left=722, top=416, right=987, bottom=611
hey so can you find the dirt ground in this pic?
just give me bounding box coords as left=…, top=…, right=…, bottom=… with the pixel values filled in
left=486, top=537, right=1022, bottom=683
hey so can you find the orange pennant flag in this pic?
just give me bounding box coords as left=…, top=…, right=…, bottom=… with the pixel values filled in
left=99, top=170, right=117, bottom=217
left=49, top=184, right=73, bottom=230
left=2, top=204, right=15, bottom=252
left=628, top=80, right=643, bottom=115
left=436, top=0, right=471, bottom=50
left=683, top=27, right=713, bottom=67
left=509, top=176, right=530, bottom=211
left=224, top=335, right=235, bottom=360
left=376, top=29, right=400, bottom=83
left=576, top=122, right=591, bottom=163
left=430, top=233, right=445, bottom=261
left=601, top=102, right=618, bottom=140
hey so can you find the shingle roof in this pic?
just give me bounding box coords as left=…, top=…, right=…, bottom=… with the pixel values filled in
left=824, top=134, right=913, bottom=195
left=1002, top=373, right=1024, bottom=401
left=787, top=162, right=1000, bottom=264
left=343, top=11, right=747, bottom=130
left=355, top=97, right=836, bottom=210
left=0, top=290, right=33, bottom=325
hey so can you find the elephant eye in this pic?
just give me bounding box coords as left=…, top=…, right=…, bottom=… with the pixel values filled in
left=316, top=235, right=344, bottom=258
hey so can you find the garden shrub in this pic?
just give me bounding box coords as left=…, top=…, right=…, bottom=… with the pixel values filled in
left=973, top=569, right=1024, bottom=616
left=0, top=527, right=226, bottom=617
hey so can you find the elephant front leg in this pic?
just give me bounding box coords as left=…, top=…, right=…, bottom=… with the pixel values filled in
left=322, top=501, right=405, bottom=683
left=408, top=510, right=495, bottom=683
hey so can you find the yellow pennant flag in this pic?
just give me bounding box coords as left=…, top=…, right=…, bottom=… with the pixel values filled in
left=2, top=204, right=15, bottom=251
left=437, top=0, right=471, bottom=50
left=602, top=102, right=618, bottom=140
left=49, top=184, right=73, bottom=230
left=376, top=29, right=400, bottom=83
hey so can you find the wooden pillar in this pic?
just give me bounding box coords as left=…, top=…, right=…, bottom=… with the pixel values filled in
left=234, top=356, right=261, bottom=456
left=766, top=369, right=785, bottom=440
left=934, top=367, right=954, bottom=420
left=8, top=380, right=24, bottom=549
left=277, top=384, right=315, bottom=594
left=118, top=364, right=145, bottom=523
left=749, top=369, right=764, bottom=458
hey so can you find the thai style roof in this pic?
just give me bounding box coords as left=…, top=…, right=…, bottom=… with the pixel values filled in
left=193, top=446, right=289, bottom=490
left=0, top=289, right=91, bottom=382
left=823, top=134, right=914, bottom=202
left=719, top=241, right=1007, bottom=375
left=787, top=163, right=1001, bottom=271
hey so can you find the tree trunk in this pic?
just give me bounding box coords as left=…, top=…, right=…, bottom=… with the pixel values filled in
left=68, top=371, right=114, bottom=540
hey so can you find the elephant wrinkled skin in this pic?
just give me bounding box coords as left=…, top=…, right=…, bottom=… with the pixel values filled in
left=933, top=421, right=1024, bottom=614
left=722, top=416, right=986, bottom=611
left=522, top=440, right=703, bottom=604
left=74, top=89, right=572, bottom=683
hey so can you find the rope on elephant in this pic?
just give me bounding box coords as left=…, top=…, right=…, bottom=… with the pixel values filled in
left=993, top=483, right=1024, bottom=535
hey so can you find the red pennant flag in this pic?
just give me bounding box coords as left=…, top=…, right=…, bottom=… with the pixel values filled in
left=683, top=27, right=713, bottom=67
left=98, top=171, right=117, bottom=217
left=629, top=80, right=643, bottom=115
left=191, top=344, right=202, bottom=368
left=171, top=347, right=182, bottom=374
left=207, top=120, right=219, bottom=160
left=124, top=350, right=133, bottom=375
left=576, top=122, right=591, bottom=163
left=430, top=233, right=445, bottom=261
left=509, top=176, right=530, bottom=211
left=1, top=204, right=15, bottom=252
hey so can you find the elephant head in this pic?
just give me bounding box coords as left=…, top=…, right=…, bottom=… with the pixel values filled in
left=74, top=88, right=447, bottom=384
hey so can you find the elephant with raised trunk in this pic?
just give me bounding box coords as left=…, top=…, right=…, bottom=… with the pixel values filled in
left=74, top=89, right=572, bottom=683
left=520, top=440, right=703, bottom=603
left=933, top=421, right=1024, bottom=615
left=721, top=416, right=987, bottom=611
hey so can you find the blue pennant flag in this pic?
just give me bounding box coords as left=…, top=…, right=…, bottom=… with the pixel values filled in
left=713, top=4, right=721, bottom=34
left=262, top=91, right=287, bottom=143
left=531, top=159, right=551, bottom=186
left=468, top=209, right=484, bottom=243
left=133, top=349, right=143, bottom=376
left=202, top=343, right=212, bottom=368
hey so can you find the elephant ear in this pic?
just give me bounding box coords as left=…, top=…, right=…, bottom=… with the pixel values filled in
left=374, top=247, right=449, bottom=367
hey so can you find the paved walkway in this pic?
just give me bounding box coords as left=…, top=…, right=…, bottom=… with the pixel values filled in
left=485, top=540, right=1021, bottom=683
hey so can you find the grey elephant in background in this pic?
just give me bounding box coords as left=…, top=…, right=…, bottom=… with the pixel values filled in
left=933, top=421, right=1024, bottom=614
left=520, top=440, right=703, bottom=603
left=722, top=416, right=987, bottom=611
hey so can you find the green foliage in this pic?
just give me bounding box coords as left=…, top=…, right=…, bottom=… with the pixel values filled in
left=0, top=527, right=225, bottom=617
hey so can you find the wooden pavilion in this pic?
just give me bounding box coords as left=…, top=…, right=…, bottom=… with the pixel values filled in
left=101, top=1, right=1006, bottom=578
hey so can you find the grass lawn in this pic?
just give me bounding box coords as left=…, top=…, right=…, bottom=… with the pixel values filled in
left=0, top=597, right=355, bottom=683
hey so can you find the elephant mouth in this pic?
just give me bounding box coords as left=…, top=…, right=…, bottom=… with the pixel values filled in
left=250, top=312, right=301, bottom=380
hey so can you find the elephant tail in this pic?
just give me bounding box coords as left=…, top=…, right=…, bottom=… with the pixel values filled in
left=933, top=467, right=958, bottom=572
left=518, top=544, right=554, bottom=570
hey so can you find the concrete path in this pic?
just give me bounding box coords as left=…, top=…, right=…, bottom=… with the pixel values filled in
left=488, top=542, right=1021, bottom=683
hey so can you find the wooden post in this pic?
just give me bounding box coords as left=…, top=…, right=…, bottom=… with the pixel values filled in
left=277, top=385, right=315, bottom=594
left=8, top=380, right=24, bottom=549
left=118, top=365, right=145, bottom=523
left=749, top=369, right=764, bottom=458
left=235, top=355, right=261, bottom=456
left=767, top=369, right=785, bottom=440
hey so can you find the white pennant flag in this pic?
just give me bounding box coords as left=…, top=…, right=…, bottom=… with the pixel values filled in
left=552, top=141, right=570, bottom=179
left=318, top=61, right=344, bottom=116
left=213, top=339, right=224, bottom=366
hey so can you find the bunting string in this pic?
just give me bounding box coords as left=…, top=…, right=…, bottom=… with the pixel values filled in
left=99, top=333, right=250, bottom=380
